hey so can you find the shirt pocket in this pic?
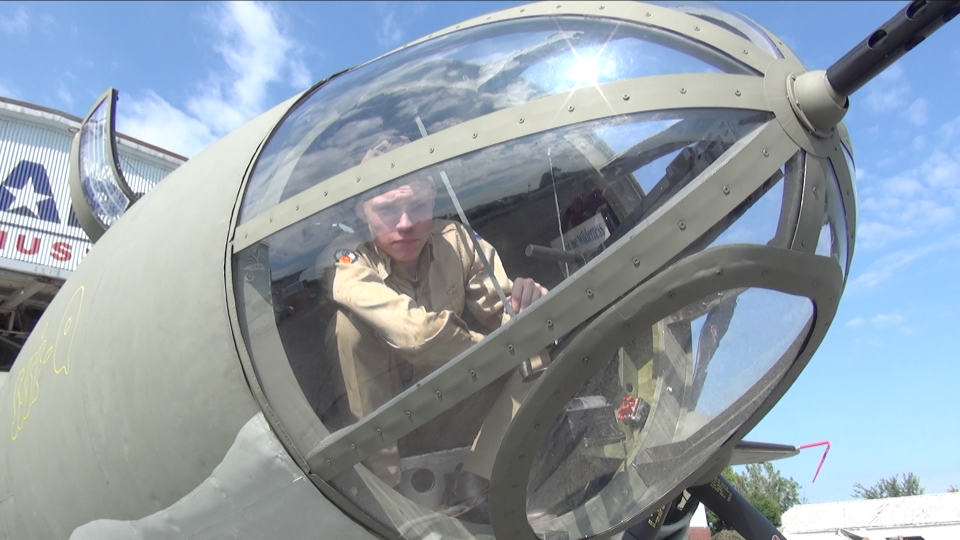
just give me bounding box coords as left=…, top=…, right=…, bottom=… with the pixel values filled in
left=433, top=280, right=464, bottom=313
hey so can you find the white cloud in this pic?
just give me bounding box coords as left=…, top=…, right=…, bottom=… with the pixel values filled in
left=38, top=12, right=54, bottom=35
left=911, top=135, right=926, bottom=152
left=0, top=7, right=28, bottom=35
left=848, top=233, right=960, bottom=290
left=845, top=314, right=906, bottom=330
left=373, top=2, right=427, bottom=50
left=862, top=64, right=908, bottom=114
left=56, top=86, right=73, bottom=108
left=116, top=1, right=311, bottom=157
left=856, top=145, right=960, bottom=250
left=859, top=64, right=936, bottom=132
left=855, top=166, right=871, bottom=183
left=906, top=98, right=928, bottom=127
left=940, top=115, right=960, bottom=142
left=0, top=80, right=15, bottom=99
left=870, top=313, right=904, bottom=326
left=846, top=317, right=865, bottom=328
left=375, top=2, right=404, bottom=49
left=120, top=91, right=216, bottom=158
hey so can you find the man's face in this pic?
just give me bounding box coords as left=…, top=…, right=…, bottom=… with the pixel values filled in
left=357, top=180, right=436, bottom=266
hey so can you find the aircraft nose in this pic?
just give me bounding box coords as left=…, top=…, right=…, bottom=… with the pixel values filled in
left=226, top=2, right=853, bottom=539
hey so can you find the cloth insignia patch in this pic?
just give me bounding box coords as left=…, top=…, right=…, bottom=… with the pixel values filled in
left=334, top=249, right=358, bottom=264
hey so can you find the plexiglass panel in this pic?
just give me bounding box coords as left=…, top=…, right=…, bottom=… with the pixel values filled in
left=118, top=153, right=165, bottom=198
left=232, top=108, right=776, bottom=537
left=79, top=98, right=129, bottom=228
left=234, top=108, right=770, bottom=424
left=238, top=15, right=759, bottom=223
left=327, top=372, right=516, bottom=539
left=705, top=151, right=803, bottom=250
left=814, top=157, right=849, bottom=277
left=658, top=1, right=783, bottom=60
left=525, top=289, right=813, bottom=538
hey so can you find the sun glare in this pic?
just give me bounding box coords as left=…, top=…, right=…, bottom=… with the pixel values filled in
left=569, top=55, right=601, bottom=86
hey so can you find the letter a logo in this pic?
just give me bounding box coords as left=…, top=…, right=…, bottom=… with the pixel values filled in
left=0, top=160, right=62, bottom=224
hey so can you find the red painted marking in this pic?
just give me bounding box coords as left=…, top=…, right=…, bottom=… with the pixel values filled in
left=16, top=234, right=40, bottom=255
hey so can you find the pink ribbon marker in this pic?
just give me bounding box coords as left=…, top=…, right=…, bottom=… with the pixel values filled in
left=798, top=440, right=831, bottom=483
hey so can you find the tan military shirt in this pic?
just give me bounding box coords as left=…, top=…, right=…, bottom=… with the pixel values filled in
left=326, top=219, right=513, bottom=424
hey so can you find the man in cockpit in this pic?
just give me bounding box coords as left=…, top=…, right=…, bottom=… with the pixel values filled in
left=321, top=136, right=547, bottom=517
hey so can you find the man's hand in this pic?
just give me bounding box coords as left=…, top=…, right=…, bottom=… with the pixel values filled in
left=510, top=277, right=549, bottom=314
left=362, top=135, right=411, bottom=163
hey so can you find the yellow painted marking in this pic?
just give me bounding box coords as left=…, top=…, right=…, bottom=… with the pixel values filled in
left=647, top=505, right=665, bottom=527
left=10, top=285, right=85, bottom=441
left=710, top=477, right=733, bottom=502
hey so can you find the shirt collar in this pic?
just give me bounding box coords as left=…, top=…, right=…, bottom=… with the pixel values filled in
left=367, top=227, right=437, bottom=280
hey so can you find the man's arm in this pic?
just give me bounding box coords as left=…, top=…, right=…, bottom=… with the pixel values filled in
left=459, top=226, right=548, bottom=325
left=460, top=229, right=512, bottom=328
left=331, top=261, right=484, bottom=367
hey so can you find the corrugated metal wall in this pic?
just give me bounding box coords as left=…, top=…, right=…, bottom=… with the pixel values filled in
left=0, top=102, right=183, bottom=277
left=119, top=152, right=170, bottom=195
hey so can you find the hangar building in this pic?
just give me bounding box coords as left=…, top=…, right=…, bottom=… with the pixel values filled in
left=782, top=492, right=960, bottom=540
left=0, top=96, right=185, bottom=369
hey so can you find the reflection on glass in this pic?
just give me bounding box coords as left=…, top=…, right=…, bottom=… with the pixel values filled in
left=329, top=373, right=516, bottom=539
left=703, top=151, right=803, bottom=251
left=525, top=289, right=813, bottom=538
left=233, top=108, right=775, bottom=538
left=118, top=153, right=166, bottom=198
left=79, top=98, right=129, bottom=228
left=238, top=16, right=759, bottom=222
left=242, top=108, right=771, bottom=425
left=663, top=1, right=784, bottom=60
left=709, top=176, right=783, bottom=247
left=814, top=158, right=849, bottom=277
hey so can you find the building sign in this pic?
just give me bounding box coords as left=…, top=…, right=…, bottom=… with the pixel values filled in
left=0, top=120, right=89, bottom=277
left=0, top=100, right=182, bottom=279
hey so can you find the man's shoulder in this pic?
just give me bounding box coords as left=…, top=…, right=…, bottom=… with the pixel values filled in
left=433, top=219, right=469, bottom=241
left=314, top=233, right=376, bottom=275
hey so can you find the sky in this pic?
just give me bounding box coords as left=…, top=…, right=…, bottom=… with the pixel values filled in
left=2, top=1, right=959, bottom=506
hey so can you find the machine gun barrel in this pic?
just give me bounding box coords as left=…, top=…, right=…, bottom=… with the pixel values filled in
left=688, top=475, right=788, bottom=540
left=525, top=244, right=585, bottom=265
left=826, top=0, right=960, bottom=97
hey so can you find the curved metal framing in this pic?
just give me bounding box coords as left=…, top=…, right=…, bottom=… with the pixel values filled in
left=223, top=89, right=319, bottom=469
left=219, top=92, right=406, bottom=539
left=232, top=73, right=770, bottom=251
left=67, top=87, right=137, bottom=242
left=220, top=1, right=858, bottom=538
left=377, top=1, right=777, bottom=75
left=488, top=244, right=842, bottom=539
left=306, top=119, right=797, bottom=477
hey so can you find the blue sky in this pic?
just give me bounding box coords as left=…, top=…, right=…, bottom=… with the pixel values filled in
left=2, top=1, right=958, bottom=504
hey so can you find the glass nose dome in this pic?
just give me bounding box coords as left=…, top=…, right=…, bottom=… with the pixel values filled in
left=230, top=2, right=853, bottom=539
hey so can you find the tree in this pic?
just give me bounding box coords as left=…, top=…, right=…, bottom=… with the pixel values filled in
left=707, top=462, right=803, bottom=535
left=948, top=485, right=959, bottom=493
left=851, top=472, right=924, bottom=499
